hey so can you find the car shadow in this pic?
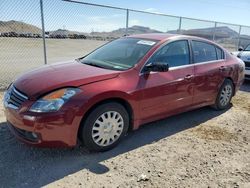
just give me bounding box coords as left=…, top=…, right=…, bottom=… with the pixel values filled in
left=0, top=106, right=229, bottom=188
left=240, top=79, right=250, bottom=92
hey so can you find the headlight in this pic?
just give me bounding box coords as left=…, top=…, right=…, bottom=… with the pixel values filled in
left=29, top=88, right=80, bottom=113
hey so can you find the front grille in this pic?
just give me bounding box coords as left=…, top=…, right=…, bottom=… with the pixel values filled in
left=244, top=61, right=250, bottom=68
left=7, top=86, right=28, bottom=109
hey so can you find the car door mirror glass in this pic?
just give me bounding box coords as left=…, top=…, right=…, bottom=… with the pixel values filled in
left=144, top=62, right=169, bottom=73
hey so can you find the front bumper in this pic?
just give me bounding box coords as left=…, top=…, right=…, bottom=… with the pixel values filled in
left=4, top=106, right=81, bottom=147
left=245, top=69, right=250, bottom=80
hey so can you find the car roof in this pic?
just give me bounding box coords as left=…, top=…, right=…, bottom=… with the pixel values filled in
left=127, top=33, right=177, bottom=41
left=127, top=33, right=211, bottom=42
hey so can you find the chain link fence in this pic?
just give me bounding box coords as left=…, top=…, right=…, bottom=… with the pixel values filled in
left=1, top=0, right=250, bottom=89
left=0, top=0, right=44, bottom=89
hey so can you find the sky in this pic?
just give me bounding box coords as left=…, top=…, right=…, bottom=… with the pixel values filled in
left=1, top=0, right=250, bottom=34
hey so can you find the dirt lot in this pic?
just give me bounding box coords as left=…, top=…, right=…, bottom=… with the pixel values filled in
left=0, top=81, right=249, bottom=188
left=0, top=38, right=106, bottom=89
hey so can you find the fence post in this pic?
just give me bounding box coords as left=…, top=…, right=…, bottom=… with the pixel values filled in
left=237, top=25, right=242, bottom=50
left=40, top=0, right=47, bottom=65
left=212, top=22, right=217, bottom=41
left=178, top=17, right=182, bottom=34
left=125, top=9, right=129, bottom=36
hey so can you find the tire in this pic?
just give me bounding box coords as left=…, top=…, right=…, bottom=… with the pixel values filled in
left=80, top=102, right=129, bottom=152
left=213, top=79, right=234, bottom=110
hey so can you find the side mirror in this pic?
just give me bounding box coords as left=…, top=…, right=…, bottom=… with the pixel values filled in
left=144, top=62, right=169, bottom=73
left=238, top=47, right=244, bottom=51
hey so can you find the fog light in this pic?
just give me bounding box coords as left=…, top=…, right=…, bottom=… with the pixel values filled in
left=23, top=115, right=36, bottom=121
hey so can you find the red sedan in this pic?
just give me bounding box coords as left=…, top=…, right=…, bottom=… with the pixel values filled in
left=3, top=34, right=245, bottom=151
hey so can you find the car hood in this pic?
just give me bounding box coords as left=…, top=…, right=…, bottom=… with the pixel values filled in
left=14, top=60, right=120, bottom=99
left=238, top=51, right=250, bottom=62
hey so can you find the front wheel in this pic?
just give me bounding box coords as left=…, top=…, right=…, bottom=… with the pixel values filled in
left=213, top=79, right=234, bottom=110
left=80, top=102, right=129, bottom=152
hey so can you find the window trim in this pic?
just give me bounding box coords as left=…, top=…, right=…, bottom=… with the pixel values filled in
left=190, top=40, right=225, bottom=64
left=215, top=46, right=224, bottom=60
left=140, top=39, right=192, bottom=74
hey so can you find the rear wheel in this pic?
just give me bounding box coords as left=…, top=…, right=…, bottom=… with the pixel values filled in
left=80, top=102, right=129, bottom=151
left=213, top=79, right=234, bottom=110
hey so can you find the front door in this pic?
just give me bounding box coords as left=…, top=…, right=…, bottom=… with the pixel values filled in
left=139, top=40, right=195, bottom=121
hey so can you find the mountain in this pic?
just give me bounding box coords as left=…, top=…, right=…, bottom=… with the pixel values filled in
left=168, top=26, right=239, bottom=39
left=0, top=20, right=163, bottom=38
left=90, top=25, right=163, bottom=38
left=91, top=25, right=240, bottom=40
left=0, top=20, right=245, bottom=40
left=0, top=20, right=42, bottom=34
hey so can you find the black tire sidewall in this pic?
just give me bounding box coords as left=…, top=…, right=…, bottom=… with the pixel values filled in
left=81, top=102, right=129, bottom=152
left=215, top=79, right=234, bottom=110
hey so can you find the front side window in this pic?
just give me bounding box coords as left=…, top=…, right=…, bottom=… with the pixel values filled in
left=244, top=44, right=250, bottom=51
left=192, top=41, right=217, bottom=63
left=80, top=38, right=158, bottom=70
left=148, top=40, right=190, bottom=68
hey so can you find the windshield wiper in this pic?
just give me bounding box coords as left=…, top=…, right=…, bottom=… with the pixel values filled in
left=83, top=61, right=109, bottom=69
left=80, top=59, right=125, bottom=71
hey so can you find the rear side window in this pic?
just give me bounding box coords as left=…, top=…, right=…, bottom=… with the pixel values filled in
left=149, top=40, right=190, bottom=68
left=216, top=47, right=224, bottom=59
left=192, top=41, right=217, bottom=63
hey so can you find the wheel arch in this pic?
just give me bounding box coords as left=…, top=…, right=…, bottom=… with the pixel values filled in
left=77, top=96, right=135, bottom=140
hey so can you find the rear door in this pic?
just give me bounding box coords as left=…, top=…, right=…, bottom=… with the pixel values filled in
left=139, top=40, right=195, bottom=121
left=191, top=40, right=226, bottom=105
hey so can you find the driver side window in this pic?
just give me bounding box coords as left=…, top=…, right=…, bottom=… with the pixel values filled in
left=149, top=40, right=190, bottom=68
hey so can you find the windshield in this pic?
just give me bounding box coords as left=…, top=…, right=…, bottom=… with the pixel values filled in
left=245, top=44, right=250, bottom=51
left=80, top=38, right=158, bottom=70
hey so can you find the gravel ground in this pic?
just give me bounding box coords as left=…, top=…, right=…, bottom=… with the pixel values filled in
left=0, top=81, right=249, bottom=188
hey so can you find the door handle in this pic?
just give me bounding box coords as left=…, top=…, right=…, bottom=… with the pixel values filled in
left=184, top=74, right=194, bottom=80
